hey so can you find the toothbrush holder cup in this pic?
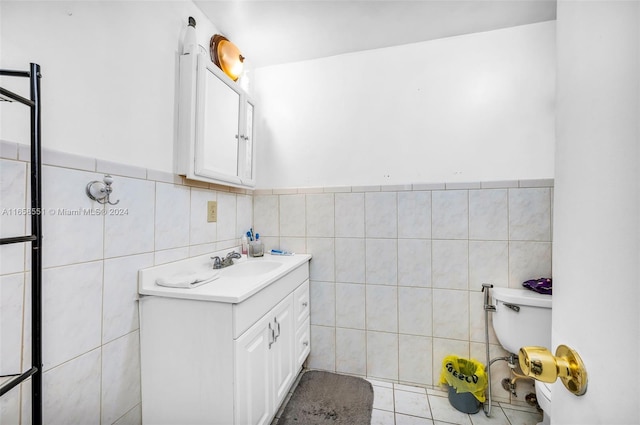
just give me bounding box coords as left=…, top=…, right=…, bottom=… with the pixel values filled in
left=249, top=241, right=264, bottom=257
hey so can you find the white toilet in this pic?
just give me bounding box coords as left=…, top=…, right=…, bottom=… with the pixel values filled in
left=535, top=380, right=552, bottom=425
left=491, top=287, right=552, bottom=425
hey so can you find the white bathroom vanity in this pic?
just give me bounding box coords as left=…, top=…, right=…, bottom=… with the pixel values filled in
left=138, top=251, right=312, bottom=425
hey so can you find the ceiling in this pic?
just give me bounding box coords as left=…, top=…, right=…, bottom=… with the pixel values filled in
left=194, top=0, right=557, bottom=69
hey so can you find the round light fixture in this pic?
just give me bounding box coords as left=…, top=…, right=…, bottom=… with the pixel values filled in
left=210, top=34, right=245, bottom=82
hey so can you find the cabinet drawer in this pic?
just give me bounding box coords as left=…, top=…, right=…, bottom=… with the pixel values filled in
left=293, top=280, right=310, bottom=328
left=295, top=317, right=310, bottom=369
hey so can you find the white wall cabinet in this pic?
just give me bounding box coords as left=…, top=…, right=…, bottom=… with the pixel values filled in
left=177, top=51, right=255, bottom=188
left=139, top=261, right=310, bottom=425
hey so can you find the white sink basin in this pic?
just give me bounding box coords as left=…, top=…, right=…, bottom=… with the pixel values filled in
left=139, top=250, right=312, bottom=303
left=222, top=261, right=283, bottom=277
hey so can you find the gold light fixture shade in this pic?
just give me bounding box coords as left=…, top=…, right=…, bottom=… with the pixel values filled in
left=210, top=34, right=245, bottom=81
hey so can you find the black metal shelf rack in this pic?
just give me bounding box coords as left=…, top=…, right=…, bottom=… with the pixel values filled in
left=0, top=63, right=43, bottom=425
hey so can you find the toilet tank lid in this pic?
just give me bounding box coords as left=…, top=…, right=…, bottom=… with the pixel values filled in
left=491, top=287, right=552, bottom=308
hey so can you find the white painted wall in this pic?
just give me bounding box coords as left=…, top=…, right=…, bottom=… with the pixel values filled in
left=0, top=1, right=221, bottom=173
left=253, top=21, right=556, bottom=189
left=554, top=1, right=639, bottom=423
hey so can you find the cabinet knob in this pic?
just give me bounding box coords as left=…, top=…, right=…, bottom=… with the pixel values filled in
left=303, top=341, right=309, bottom=347
left=302, top=302, right=308, bottom=307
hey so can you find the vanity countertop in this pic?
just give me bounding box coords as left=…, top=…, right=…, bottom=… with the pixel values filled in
left=138, top=250, right=312, bottom=304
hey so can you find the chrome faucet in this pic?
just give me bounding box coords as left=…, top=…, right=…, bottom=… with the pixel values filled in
left=211, top=251, right=242, bottom=269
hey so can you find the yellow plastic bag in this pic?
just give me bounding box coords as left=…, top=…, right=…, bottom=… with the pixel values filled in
left=439, top=355, right=487, bottom=402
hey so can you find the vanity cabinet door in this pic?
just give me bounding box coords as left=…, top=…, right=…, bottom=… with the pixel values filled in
left=235, top=313, right=272, bottom=425
left=270, top=295, right=295, bottom=410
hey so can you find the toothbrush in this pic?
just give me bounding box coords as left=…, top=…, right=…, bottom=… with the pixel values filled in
left=246, top=231, right=253, bottom=241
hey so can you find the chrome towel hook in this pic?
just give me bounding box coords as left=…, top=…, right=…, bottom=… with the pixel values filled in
left=86, top=175, right=120, bottom=205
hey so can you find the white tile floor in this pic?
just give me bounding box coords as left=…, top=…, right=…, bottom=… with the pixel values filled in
left=368, top=379, right=543, bottom=425
left=273, top=371, right=543, bottom=425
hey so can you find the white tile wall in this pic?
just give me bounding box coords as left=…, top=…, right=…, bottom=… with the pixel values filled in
left=469, top=189, right=508, bottom=240
left=279, top=194, right=305, bottom=237
left=398, top=335, right=432, bottom=385
left=309, top=325, right=335, bottom=371
left=102, top=254, right=154, bottom=344
left=335, top=328, right=366, bottom=375
left=104, top=177, right=155, bottom=258
left=508, top=188, right=552, bottom=241
left=469, top=241, right=509, bottom=288
left=335, top=283, right=366, bottom=329
left=2, top=140, right=553, bottom=420
left=398, top=239, right=431, bottom=287
left=154, top=183, right=190, bottom=250
left=0, top=273, right=24, bottom=375
left=253, top=195, right=279, bottom=236
left=365, top=238, right=398, bottom=285
left=367, top=331, right=399, bottom=381
left=0, top=160, right=27, bottom=275
left=366, top=192, right=398, bottom=238
left=217, top=191, right=238, bottom=241
left=42, top=166, right=104, bottom=268
left=0, top=145, right=253, bottom=424
left=335, top=193, right=365, bottom=237
left=398, top=287, right=431, bottom=336
left=0, top=380, right=21, bottom=424
left=398, top=191, right=431, bottom=239
left=432, top=240, right=469, bottom=290
left=306, top=194, right=334, bottom=237
left=253, top=180, right=553, bottom=404
left=101, top=332, right=141, bottom=425
left=432, top=190, right=469, bottom=239
left=42, top=348, right=102, bottom=425
left=335, top=238, right=366, bottom=283
left=189, top=188, right=218, bottom=245
left=433, top=289, right=469, bottom=340
left=42, top=261, right=103, bottom=371
left=366, top=285, right=398, bottom=332
left=310, top=281, right=335, bottom=326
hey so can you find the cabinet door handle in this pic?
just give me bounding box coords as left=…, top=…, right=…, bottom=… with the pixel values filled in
left=302, top=301, right=308, bottom=307
left=274, top=317, right=281, bottom=341
left=303, top=341, right=309, bottom=347
left=268, top=323, right=274, bottom=349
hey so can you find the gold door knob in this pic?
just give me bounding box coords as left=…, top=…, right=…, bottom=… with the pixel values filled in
left=518, top=344, right=588, bottom=396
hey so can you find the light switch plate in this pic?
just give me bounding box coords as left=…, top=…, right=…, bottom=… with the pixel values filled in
left=207, top=201, right=217, bottom=222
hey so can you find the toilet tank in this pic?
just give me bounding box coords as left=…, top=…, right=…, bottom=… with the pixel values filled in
left=491, top=287, right=552, bottom=354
